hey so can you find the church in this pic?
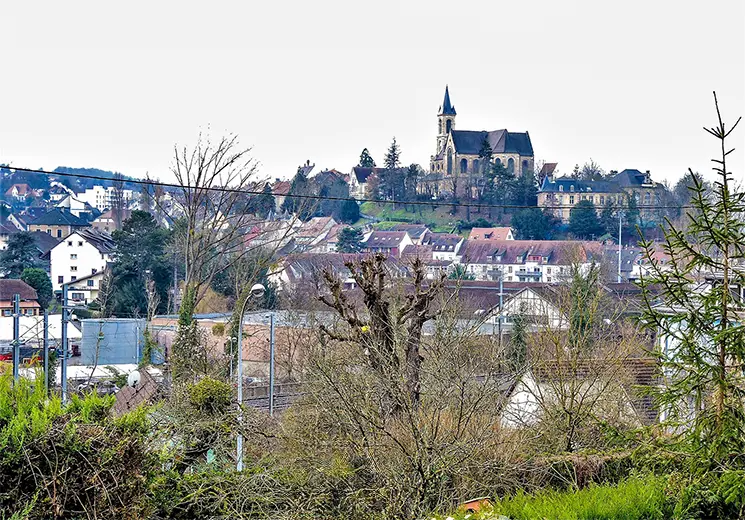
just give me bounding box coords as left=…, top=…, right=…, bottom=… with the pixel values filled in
left=429, top=86, right=535, bottom=181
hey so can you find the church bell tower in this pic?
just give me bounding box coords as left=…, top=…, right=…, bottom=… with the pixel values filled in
left=437, top=85, right=456, bottom=154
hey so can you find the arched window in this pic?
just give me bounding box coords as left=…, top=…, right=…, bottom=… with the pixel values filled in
left=522, top=160, right=529, bottom=173
left=446, top=119, right=452, bottom=133
left=447, top=148, right=453, bottom=175
left=644, top=192, right=651, bottom=205
left=495, top=158, right=502, bottom=166
left=438, top=120, right=442, bottom=134
left=507, top=158, right=515, bottom=173
left=473, top=159, right=480, bottom=174
left=460, top=158, right=468, bottom=174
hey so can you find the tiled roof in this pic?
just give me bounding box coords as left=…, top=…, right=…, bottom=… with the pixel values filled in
left=75, top=229, right=115, bottom=254
left=459, top=239, right=596, bottom=265
left=468, top=227, right=513, bottom=241
left=272, top=180, right=291, bottom=196
left=352, top=167, right=385, bottom=184
left=5, top=184, right=33, bottom=196
left=0, top=279, right=38, bottom=301
left=364, top=231, right=408, bottom=248
left=427, top=233, right=463, bottom=252
left=451, top=129, right=533, bottom=156
left=390, top=224, right=429, bottom=239
left=29, top=231, right=60, bottom=254
left=30, top=208, right=89, bottom=227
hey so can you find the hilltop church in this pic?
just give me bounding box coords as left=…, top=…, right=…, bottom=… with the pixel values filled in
left=429, top=86, right=534, bottom=183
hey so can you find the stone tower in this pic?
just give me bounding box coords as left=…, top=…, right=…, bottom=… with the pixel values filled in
left=437, top=85, right=456, bottom=154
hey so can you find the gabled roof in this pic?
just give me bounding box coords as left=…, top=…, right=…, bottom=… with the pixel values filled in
left=439, top=85, right=457, bottom=115
left=272, top=180, right=291, bottom=196
left=29, top=208, right=89, bottom=227
left=427, top=233, right=463, bottom=252
left=539, top=163, right=558, bottom=177
left=351, top=167, right=385, bottom=184
left=451, top=129, right=533, bottom=156
left=72, top=229, right=115, bottom=254
left=389, top=224, right=429, bottom=240
left=364, top=231, right=409, bottom=248
left=5, top=183, right=33, bottom=196
left=28, top=231, right=60, bottom=255
left=468, top=227, right=513, bottom=241
left=459, top=239, right=595, bottom=265
left=0, top=279, right=38, bottom=301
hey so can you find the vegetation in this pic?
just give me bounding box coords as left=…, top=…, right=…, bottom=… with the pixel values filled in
left=0, top=232, right=40, bottom=278
left=20, top=268, right=52, bottom=308
left=569, top=199, right=604, bottom=239
left=336, top=226, right=364, bottom=253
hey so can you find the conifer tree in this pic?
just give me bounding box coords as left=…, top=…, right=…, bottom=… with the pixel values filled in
left=358, top=148, right=376, bottom=168
left=639, top=93, right=744, bottom=462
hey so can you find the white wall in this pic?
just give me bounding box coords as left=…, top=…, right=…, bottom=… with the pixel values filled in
left=50, top=232, right=110, bottom=292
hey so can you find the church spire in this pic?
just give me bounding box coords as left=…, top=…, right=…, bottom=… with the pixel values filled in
left=439, top=85, right=456, bottom=116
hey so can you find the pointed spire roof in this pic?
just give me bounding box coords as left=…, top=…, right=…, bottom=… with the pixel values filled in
left=439, top=85, right=456, bottom=116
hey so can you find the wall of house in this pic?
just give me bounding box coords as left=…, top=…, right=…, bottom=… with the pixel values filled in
left=50, top=233, right=110, bottom=292
left=28, top=224, right=73, bottom=239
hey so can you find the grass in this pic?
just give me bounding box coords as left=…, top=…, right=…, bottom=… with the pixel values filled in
left=433, top=475, right=670, bottom=520
left=360, top=202, right=481, bottom=233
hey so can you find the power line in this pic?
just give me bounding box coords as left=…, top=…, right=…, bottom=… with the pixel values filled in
left=3, top=165, right=698, bottom=211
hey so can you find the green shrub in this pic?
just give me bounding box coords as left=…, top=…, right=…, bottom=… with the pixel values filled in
left=188, top=377, right=233, bottom=414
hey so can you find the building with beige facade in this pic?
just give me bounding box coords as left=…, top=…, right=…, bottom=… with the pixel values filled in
left=538, top=169, right=663, bottom=222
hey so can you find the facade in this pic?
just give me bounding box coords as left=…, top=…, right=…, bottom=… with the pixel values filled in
left=5, top=183, right=37, bottom=201
left=49, top=229, right=114, bottom=292
left=27, top=208, right=90, bottom=239
left=76, top=185, right=134, bottom=212
left=424, top=233, right=465, bottom=262
left=456, top=239, right=598, bottom=283
left=91, top=209, right=132, bottom=233
left=362, top=231, right=414, bottom=258
left=295, top=216, right=338, bottom=250
left=55, top=194, right=96, bottom=219
left=538, top=169, right=663, bottom=222
left=0, top=279, right=41, bottom=317
left=349, top=167, right=385, bottom=199
left=429, top=86, right=534, bottom=196
left=66, top=269, right=107, bottom=304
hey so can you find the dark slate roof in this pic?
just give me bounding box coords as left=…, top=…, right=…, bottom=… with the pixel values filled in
left=352, top=167, right=385, bottom=183
left=75, top=228, right=115, bottom=254
left=539, top=163, right=558, bottom=177
left=30, top=208, right=89, bottom=227
left=539, top=176, right=619, bottom=194
left=364, top=231, right=409, bottom=248
left=451, top=130, right=533, bottom=156
left=439, top=85, right=456, bottom=115
left=426, top=233, right=463, bottom=252
left=0, top=279, right=38, bottom=301
left=613, top=169, right=657, bottom=188
left=390, top=224, right=429, bottom=240
left=29, top=231, right=60, bottom=255
left=459, top=239, right=601, bottom=265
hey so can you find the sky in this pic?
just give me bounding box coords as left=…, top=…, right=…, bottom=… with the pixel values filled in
left=1, top=0, right=743, bottom=186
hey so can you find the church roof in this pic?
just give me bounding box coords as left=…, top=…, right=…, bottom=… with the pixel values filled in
left=439, top=85, right=456, bottom=116
left=451, top=130, right=533, bottom=157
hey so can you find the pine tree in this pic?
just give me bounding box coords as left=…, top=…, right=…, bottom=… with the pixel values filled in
left=569, top=200, right=604, bottom=239
left=0, top=232, right=40, bottom=278
left=281, top=168, right=312, bottom=220
left=359, top=148, right=376, bottom=168
left=639, top=93, right=744, bottom=462
left=384, top=137, right=401, bottom=169
left=336, top=227, right=364, bottom=253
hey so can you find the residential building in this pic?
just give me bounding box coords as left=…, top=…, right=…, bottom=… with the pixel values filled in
left=389, top=224, right=430, bottom=245
left=27, top=208, right=90, bottom=239
left=424, top=233, right=464, bottom=261
left=92, top=209, right=132, bottom=233
left=272, top=180, right=291, bottom=210
left=295, top=216, right=338, bottom=250
left=538, top=169, right=663, bottom=222
left=362, top=231, right=413, bottom=258
left=349, top=167, right=385, bottom=200
left=7, top=213, right=30, bottom=231
left=5, top=183, right=37, bottom=201
left=467, top=227, right=514, bottom=241
left=400, top=244, right=452, bottom=279
left=457, top=239, right=598, bottom=283
left=429, top=86, right=534, bottom=195
left=66, top=269, right=107, bottom=305
left=76, top=185, right=134, bottom=212
left=55, top=194, right=97, bottom=219
left=49, top=228, right=114, bottom=292
left=0, top=279, right=41, bottom=316
left=0, top=223, right=16, bottom=250
left=309, top=223, right=345, bottom=253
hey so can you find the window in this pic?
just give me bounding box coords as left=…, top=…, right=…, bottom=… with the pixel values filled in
left=570, top=185, right=575, bottom=192
left=508, top=266, right=513, bottom=273
left=446, top=148, right=453, bottom=175
left=522, top=159, right=529, bottom=172
left=78, top=241, right=83, bottom=246
left=473, top=159, right=480, bottom=174
left=600, top=196, right=605, bottom=205
left=87, top=280, right=94, bottom=287
left=70, top=266, right=78, bottom=272
left=569, top=196, right=575, bottom=204
left=547, top=267, right=552, bottom=274
left=446, top=119, right=452, bottom=133
left=644, top=192, right=651, bottom=205
left=58, top=276, right=64, bottom=284
left=46, top=230, right=51, bottom=234
left=57, top=229, right=62, bottom=238
left=72, top=293, right=84, bottom=300
left=507, top=158, right=515, bottom=173
left=71, top=276, right=77, bottom=282
left=559, top=185, right=564, bottom=192
left=25, top=309, right=34, bottom=316
left=460, top=158, right=468, bottom=174
left=2, top=310, right=10, bottom=317
left=92, top=268, right=97, bottom=274
left=495, top=158, right=502, bottom=166
left=68, top=241, right=73, bottom=246
left=438, top=120, right=442, bottom=134
left=70, top=254, right=77, bottom=260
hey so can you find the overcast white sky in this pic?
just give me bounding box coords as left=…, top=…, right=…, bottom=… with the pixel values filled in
left=1, top=0, right=743, bottom=186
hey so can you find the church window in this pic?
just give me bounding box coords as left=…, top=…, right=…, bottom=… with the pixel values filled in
left=446, top=119, right=452, bottom=133
left=460, top=158, right=468, bottom=174
left=507, top=158, right=515, bottom=173
left=644, top=192, right=651, bottom=205
left=495, top=158, right=502, bottom=166
left=439, top=120, right=442, bottom=134
left=522, top=160, right=529, bottom=172
left=473, top=159, right=480, bottom=174
left=447, top=149, right=453, bottom=175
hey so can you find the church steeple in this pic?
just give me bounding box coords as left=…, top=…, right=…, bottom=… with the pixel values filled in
left=437, top=85, right=456, bottom=154
left=439, top=85, right=457, bottom=115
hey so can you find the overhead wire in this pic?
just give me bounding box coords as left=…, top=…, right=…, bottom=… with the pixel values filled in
left=4, top=166, right=699, bottom=211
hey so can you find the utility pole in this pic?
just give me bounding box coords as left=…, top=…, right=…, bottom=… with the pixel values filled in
left=617, top=210, right=624, bottom=283
left=269, top=312, right=275, bottom=417
left=498, top=272, right=504, bottom=350
left=61, top=284, right=69, bottom=404
left=43, top=310, right=49, bottom=395
left=12, top=293, right=20, bottom=381
left=236, top=310, right=244, bottom=472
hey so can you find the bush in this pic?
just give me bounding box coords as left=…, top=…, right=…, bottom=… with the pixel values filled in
left=188, top=377, right=233, bottom=414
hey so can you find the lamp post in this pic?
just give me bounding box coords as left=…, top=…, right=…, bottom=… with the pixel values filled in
left=236, top=283, right=268, bottom=472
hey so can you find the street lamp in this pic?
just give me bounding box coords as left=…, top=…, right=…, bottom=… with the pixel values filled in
left=236, top=283, right=275, bottom=472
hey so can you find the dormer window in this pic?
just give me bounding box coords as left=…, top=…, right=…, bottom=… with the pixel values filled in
left=559, top=185, right=564, bottom=192
left=570, top=185, right=575, bottom=192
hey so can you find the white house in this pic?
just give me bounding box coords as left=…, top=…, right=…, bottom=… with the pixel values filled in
left=456, top=239, right=598, bottom=283
left=50, top=229, right=114, bottom=292
left=349, top=167, right=384, bottom=200
left=363, top=231, right=413, bottom=258
left=55, top=194, right=95, bottom=219
left=66, top=269, right=108, bottom=305
left=424, top=233, right=464, bottom=262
